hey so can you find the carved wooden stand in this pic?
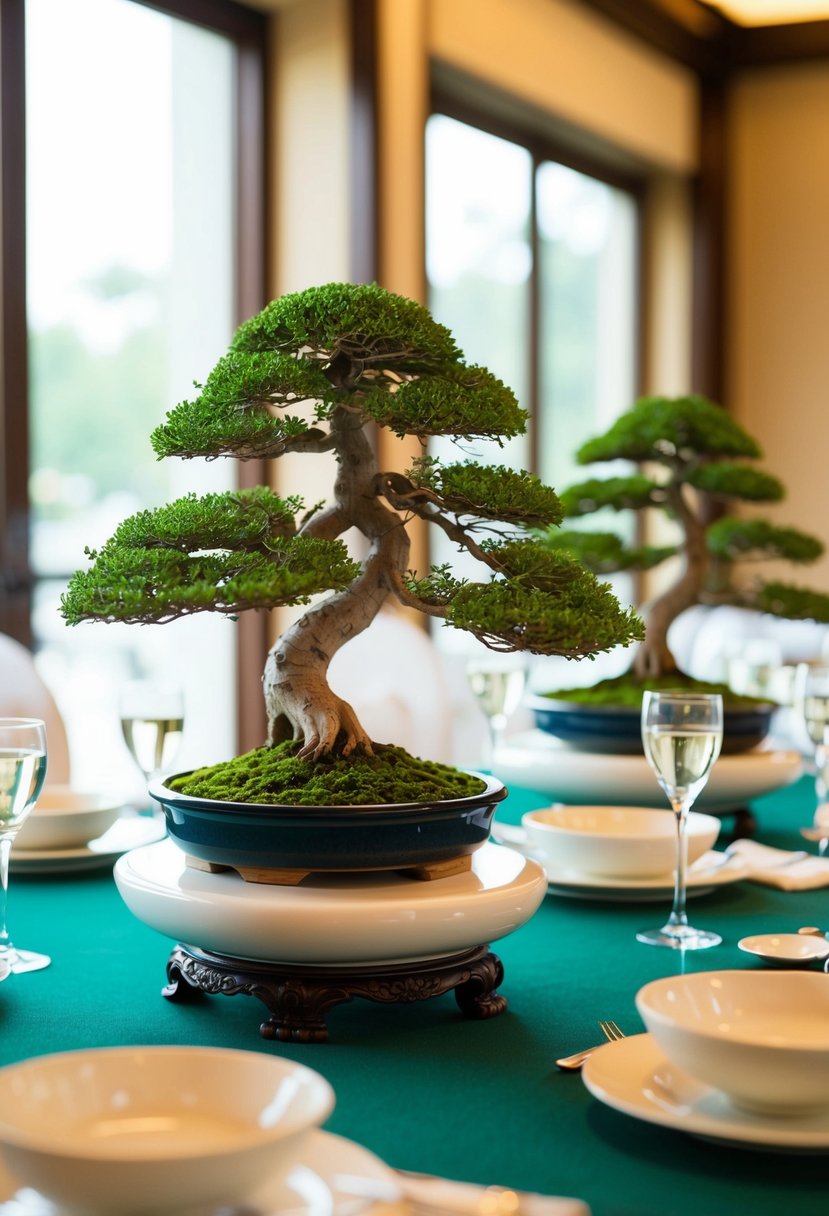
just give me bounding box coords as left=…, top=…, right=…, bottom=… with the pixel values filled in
left=163, top=943, right=506, bottom=1043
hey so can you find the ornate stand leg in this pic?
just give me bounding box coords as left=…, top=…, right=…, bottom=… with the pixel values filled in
left=731, top=806, right=757, bottom=839
left=454, top=950, right=507, bottom=1019
left=162, top=944, right=506, bottom=1042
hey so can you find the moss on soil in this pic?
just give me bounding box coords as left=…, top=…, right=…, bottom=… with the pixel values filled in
left=168, top=741, right=487, bottom=806
left=543, top=672, right=773, bottom=710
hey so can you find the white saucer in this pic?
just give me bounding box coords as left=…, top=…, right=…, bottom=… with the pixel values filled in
left=0, top=1128, right=395, bottom=1215
left=738, top=932, right=829, bottom=967
left=115, top=838, right=548, bottom=965
left=582, top=1033, right=829, bottom=1152
left=11, top=816, right=167, bottom=875
left=494, top=731, right=803, bottom=812
left=491, top=824, right=748, bottom=902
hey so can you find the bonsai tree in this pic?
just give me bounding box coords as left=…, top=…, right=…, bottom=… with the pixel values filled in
left=61, top=283, right=642, bottom=788
left=538, top=393, right=829, bottom=690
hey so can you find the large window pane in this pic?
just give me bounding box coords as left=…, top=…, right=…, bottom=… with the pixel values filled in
left=537, top=161, right=637, bottom=491
left=26, top=0, right=237, bottom=796
left=426, top=114, right=532, bottom=472
left=426, top=115, right=532, bottom=605
left=425, top=112, right=641, bottom=739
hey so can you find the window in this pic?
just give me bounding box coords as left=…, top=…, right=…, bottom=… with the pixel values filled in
left=2, top=0, right=265, bottom=796
left=425, top=111, right=641, bottom=675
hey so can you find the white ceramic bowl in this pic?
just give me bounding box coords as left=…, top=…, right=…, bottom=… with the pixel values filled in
left=0, top=1046, right=334, bottom=1214
left=15, top=787, right=122, bottom=851
left=636, top=970, right=829, bottom=1114
left=522, top=805, right=720, bottom=878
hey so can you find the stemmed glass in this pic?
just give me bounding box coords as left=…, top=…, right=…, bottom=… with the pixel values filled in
left=466, top=653, right=527, bottom=766
left=638, top=691, right=723, bottom=950
left=795, top=663, right=829, bottom=856
left=0, top=717, right=50, bottom=973
left=119, top=680, right=185, bottom=800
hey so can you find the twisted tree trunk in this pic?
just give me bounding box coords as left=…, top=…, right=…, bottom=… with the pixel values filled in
left=262, top=408, right=410, bottom=758
left=633, top=483, right=708, bottom=680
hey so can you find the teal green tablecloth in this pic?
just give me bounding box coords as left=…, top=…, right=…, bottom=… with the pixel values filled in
left=4, top=776, right=829, bottom=1216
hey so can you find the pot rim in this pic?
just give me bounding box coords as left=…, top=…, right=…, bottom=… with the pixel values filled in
left=148, top=770, right=506, bottom=817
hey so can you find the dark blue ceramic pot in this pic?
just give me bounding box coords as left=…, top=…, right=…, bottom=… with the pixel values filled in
left=528, top=696, right=774, bottom=755
left=148, top=772, right=507, bottom=873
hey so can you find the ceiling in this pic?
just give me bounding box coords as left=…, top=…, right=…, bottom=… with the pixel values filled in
left=700, top=0, right=829, bottom=23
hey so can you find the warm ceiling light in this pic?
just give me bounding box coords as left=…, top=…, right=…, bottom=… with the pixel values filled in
left=701, top=0, right=829, bottom=24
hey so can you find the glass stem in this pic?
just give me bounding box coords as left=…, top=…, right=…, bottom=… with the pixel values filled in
left=666, top=799, right=690, bottom=930
left=816, top=742, right=828, bottom=806
left=0, top=835, right=12, bottom=951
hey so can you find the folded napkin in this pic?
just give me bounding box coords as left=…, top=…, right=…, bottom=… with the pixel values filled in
left=726, top=839, right=829, bottom=890
left=395, top=1170, right=590, bottom=1216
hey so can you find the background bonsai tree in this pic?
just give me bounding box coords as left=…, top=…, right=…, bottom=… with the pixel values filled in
left=61, top=283, right=642, bottom=772
left=538, top=393, right=829, bottom=688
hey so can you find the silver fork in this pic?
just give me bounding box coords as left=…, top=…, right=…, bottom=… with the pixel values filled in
left=555, top=1020, right=626, bottom=1071
left=598, top=1019, right=625, bottom=1044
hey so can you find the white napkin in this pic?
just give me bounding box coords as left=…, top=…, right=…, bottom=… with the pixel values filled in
left=395, top=1171, right=591, bottom=1216
left=726, top=839, right=829, bottom=890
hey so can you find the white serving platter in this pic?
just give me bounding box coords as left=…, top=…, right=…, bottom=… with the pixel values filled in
left=583, top=1032, right=829, bottom=1152
left=490, top=824, right=747, bottom=902
left=493, top=731, right=803, bottom=812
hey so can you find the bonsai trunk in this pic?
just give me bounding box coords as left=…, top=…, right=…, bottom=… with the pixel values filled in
left=633, top=483, right=708, bottom=681
left=262, top=409, right=410, bottom=758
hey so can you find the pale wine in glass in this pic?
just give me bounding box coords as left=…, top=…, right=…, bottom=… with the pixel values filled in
left=638, top=691, right=723, bottom=949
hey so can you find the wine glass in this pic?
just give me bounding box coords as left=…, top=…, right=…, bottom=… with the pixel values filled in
left=466, top=653, right=527, bottom=766
left=119, top=681, right=185, bottom=801
left=795, top=662, right=829, bottom=856
left=637, top=691, right=723, bottom=950
left=0, top=717, right=50, bottom=973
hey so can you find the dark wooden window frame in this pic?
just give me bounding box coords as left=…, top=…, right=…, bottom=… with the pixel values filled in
left=0, top=0, right=268, bottom=752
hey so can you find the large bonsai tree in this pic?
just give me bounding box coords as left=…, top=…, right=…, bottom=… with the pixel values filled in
left=539, top=393, right=829, bottom=683
left=61, top=283, right=642, bottom=763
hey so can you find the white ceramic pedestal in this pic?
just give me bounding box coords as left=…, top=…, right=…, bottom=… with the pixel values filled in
left=115, top=840, right=547, bottom=1041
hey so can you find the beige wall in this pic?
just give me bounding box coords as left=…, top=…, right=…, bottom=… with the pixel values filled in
left=727, top=61, right=829, bottom=590
left=428, top=0, right=698, bottom=173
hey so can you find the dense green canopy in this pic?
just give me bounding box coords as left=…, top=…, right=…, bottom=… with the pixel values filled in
left=63, top=283, right=644, bottom=759
left=538, top=392, right=829, bottom=682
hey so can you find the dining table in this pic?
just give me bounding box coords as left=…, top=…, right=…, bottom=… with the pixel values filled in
left=4, top=771, right=829, bottom=1216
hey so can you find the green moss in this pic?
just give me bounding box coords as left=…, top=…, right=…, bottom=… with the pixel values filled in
left=543, top=672, right=772, bottom=710
left=168, top=741, right=488, bottom=805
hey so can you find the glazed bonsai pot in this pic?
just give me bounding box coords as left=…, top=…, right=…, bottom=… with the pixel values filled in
left=148, top=772, right=507, bottom=873
left=528, top=696, right=774, bottom=756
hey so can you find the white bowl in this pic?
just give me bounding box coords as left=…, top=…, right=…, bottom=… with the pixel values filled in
left=0, top=1045, right=334, bottom=1214
left=636, top=970, right=829, bottom=1114
left=15, top=787, right=122, bottom=851
left=522, top=805, right=720, bottom=878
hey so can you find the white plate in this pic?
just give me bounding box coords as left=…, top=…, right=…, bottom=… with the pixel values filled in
left=114, top=839, right=548, bottom=965
left=494, top=731, right=803, bottom=812
left=738, top=932, right=829, bottom=966
left=10, top=816, right=167, bottom=875
left=582, top=1032, right=829, bottom=1152
left=491, top=824, right=747, bottom=902
left=0, top=1128, right=395, bottom=1214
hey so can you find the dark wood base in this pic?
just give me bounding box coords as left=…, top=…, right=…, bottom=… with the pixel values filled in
left=162, top=943, right=506, bottom=1043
